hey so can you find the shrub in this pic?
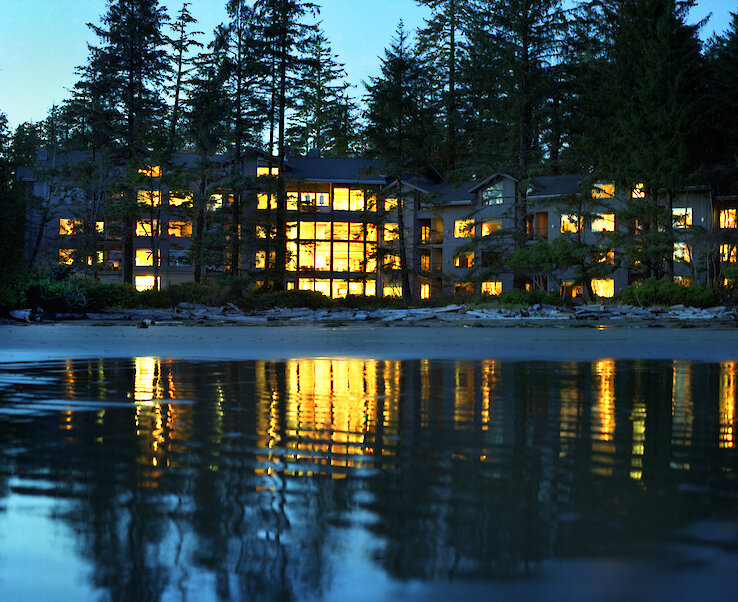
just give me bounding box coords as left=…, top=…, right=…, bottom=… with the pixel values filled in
left=253, top=290, right=333, bottom=309
left=620, top=278, right=716, bottom=308
left=86, top=282, right=137, bottom=309
left=496, top=288, right=564, bottom=307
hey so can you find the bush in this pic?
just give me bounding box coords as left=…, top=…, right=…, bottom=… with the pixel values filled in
left=86, top=282, right=137, bottom=309
left=253, top=289, right=333, bottom=310
left=620, top=278, right=716, bottom=308
left=496, top=288, right=564, bottom=307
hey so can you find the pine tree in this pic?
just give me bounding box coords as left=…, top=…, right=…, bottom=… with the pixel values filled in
left=255, top=0, right=319, bottom=290
left=286, top=29, right=356, bottom=157
left=212, top=0, right=268, bottom=275
left=601, top=0, right=705, bottom=280
left=83, top=0, right=171, bottom=284
left=365, top=22, right=436, bottom=301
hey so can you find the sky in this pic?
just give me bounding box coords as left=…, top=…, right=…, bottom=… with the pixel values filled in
left=0, top=0, right=735, bottom=131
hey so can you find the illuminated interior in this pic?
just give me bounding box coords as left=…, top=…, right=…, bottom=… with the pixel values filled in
left=454, top=251, right=474, bottom=268
left=138, top=165, right=161, bottom=178
left=168, top=193, right=191, bottom=206
left=591, top=182, right=615, bottom=198
left=257, top=194, right=277, bottom=210
left=673, top=242, right=691, bottom=263
left=592, top=359, right=616, bottom=477
left=720, top=244, right=736, bottom=262
left=256, top=166, right=279, bottom=177
left=591, top=214, right=615, bottom=232
left=481, top=218, right=503, bottom=236
left=672, top=207, right=693, bottom=229
left=720, top=209, right=736, bottom=229
left=560, top=214, right=581, bottom=233
left=168, top=221, right=192, bottom=237
left=134, top=275, right=159, bottom=291
left=454, top=219, right=474, bottom=238
left=137, top=190, right=161, bottom=206
left=59, top=218, right=81, bottom=235
left=135, top=248, right=160, bottom=267
left=59, top=248, right=74, bottom=265
left=481, top=281, right=502, bottom=295
left=591, top=278, right=615, bottom=298
left=631, top=183, right=645, bottom=199
left=135, top=219, right=158, bottom=237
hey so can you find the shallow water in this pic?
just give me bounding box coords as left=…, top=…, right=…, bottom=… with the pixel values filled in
left=0, top=357, right=736, bottom=601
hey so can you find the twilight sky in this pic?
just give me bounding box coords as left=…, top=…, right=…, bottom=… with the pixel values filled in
left=0, top=0, right=734, bottom=130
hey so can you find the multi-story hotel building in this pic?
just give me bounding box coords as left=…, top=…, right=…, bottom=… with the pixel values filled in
left=22, top=148, right=738, bottom=299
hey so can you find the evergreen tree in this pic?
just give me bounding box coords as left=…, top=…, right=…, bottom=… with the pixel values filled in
left=212, top=0, right=267, bottom=275
left=83, top=0, right=171, bottom=284
left=365, top=22, right=436, bottom=301
left=600, top=0, right=704, bottom=280
left=286, top=29, right=356, bottom=157
left=255, top=0, right=319, bottom=290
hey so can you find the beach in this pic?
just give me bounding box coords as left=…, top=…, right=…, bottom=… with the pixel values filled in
left=1, top=322, right=736, bottom=363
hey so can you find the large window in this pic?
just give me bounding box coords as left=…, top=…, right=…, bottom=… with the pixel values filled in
left=672, top=208, right=693, bottom=229
left=384, top=223, right=399, bottom=241
left=673, top=242, right=691, bottom=263
left=134, top=275, right=159, bottom=291
left=168, top=221, right=192, bottom=237
left=481, top=181, right=504, bottom=205
left=135, top=220, right=158, bottom=237
left=256, top=166, right=279, bottom=177
left=168, top=193, right=191, bottom=206
left=137, top=190, right=160, bottom=206
left=333, top=187, right=350, bottom=211
left=454, top=219, right=474, bottom=238
left=560, top=214, right=582, bottom=233
left=720, top=209, right=737, bottom=229
left=135, top=249, right=160, bottom=267
left=454, top=252, right=474, bottom=268
left=591, top=278, right=615, bottom=298
left=591, top=214, right=615, bottom=232
left=482, top=281, right=502, bottom=296
left=257, top=194, right=277, bottom=210
left=481, top=218, right=503, bottom=236
left=591, top=183, right=615, bottom=198
left=59, top=218, right=81, bottom=235
left=721, top=244, right=737, bottom=263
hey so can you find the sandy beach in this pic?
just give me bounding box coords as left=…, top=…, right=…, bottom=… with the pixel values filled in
left=1, top=322, right=737, bottom=363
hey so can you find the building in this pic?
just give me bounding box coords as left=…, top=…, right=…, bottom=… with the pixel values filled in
left=22, top=148, right=738, bottom=299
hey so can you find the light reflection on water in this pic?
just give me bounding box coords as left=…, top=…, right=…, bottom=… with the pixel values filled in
left=0, top=357, right=737, bottom=601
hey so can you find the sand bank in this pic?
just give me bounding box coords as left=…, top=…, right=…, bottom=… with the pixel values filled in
left=1, top=323, right=737, bottom=363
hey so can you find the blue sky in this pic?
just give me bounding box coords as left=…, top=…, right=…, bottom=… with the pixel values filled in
left=0, top=0, right=734, bottom=130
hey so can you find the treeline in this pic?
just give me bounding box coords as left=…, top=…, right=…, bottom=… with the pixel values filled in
left=2, top=0, right=738, bottom=303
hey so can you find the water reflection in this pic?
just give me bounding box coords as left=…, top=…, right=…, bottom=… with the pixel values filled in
left=0, top=357, right=736, bottom=600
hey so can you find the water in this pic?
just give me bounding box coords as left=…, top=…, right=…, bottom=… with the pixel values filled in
left=0, top=357, right=736, bottom=601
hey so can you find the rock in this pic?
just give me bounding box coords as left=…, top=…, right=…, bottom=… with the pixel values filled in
left=53, top=313, right=87, bottom=320
left=178, top=302, right=207, bottom=310
left=670, top=304, right=686, bottom=311
left=137, top=320, right=150, bottom=328
left=354, top=312, right=369, bottom=321
left=432, top=304, right=464, bottom=313
left=9, top=309, right=32, bottom=322
left=86, top=312, right=127, bottom=320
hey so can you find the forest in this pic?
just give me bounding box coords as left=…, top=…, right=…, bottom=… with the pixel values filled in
left=1, top=0, right=738, bottom=309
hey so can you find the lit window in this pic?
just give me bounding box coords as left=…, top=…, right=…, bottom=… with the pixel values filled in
left=287, top=193, right=298, bottom=211
left=287, top=281, right=295, bottom=290
left=299, top=278, right=314, bottom=292
left=255, top=250, right=276, bottom=269
left=420, top=283, right=430, bottom=299
left=720, top=209, right=736, bottom=229
left=208, top=194, right=223, bottom=210
left=599, top=249, right=615, bottom=264
left=481, top=181, right=504, bottom=205
left=560, top=214, right=582, bottom=233
left=591, top=278, right=615, bottom=298
left=257, top=194, right=277, bottom=210
left=59, top=218, right=81, bottom=235
left=134, top=275, right=159, bottom=291
left=135, top=220, right=158, bottom=237
left=481, top=218, right=503, bottom=236
left=632, top=183, right=645, bottom=199
left=314, top=279, right=330, bottom=296
left=349, top=190, right=365, bottom=212
left=591, top=214, right=615, bottom=232
left=482, top=281, right=502, bottom=296
left=287, top=242, right=298, bottom=271
left=673, top=242, right=691, bottom=263
left=384, top=223, right=399, bottom=242
left=137, top=190, right=161, bottom=206
left=455, top=282, right=474, bottom=294
left=287, top=222, right=297, bottom=240
left=454, top=252, right=474, bottom=268
left=169, top=193, right=191, bottom=206
left=366, top=224, right=378, bottom=242
left=384, top=254, right=401, bottom=270
left=561, top=281, right=583, bottom=298
left=96, top=221, right=105, bottom=234
left=591, top=183, right=615, bottom=198
left=59, top=248, right=74, bottom=265
left=366, top=194, right=378, bottom=212
left=674, top=276, right=691, bottom=286
left=421, top=254, right=430, bottom=271
left=256, top=166, right=279, bottom=177
left=332, top=280, right=349, bottom=299
left=316, top=222, right=332, bottom=240
left=168, top=221, right=192, bottom=237
left=384, top=197, right=398, bottom=212
left=138, top=166, right=161, bottom=178
left=672, top=208, right=692, bottom=229
left=383, top=284, right=402, bottom=297
left=315, top=242, right=331, bottom=270
left=135, top=249, right=156, bottom=267
left=333, top=187, right=350, bottom=211
left=721, top=244, right=737, bottom=262
left=454, top=219, right=474, bottom=238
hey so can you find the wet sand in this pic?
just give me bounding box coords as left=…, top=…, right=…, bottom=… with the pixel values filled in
left=1, top=323, right=737, bottom=363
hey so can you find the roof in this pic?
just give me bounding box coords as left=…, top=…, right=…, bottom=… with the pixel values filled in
left=468, top=173, right=520, bottom=194
left=286, top=157, right=387, bottom=185
left=427, top=181, right=477, bottom=204
left=527, top=174, right=583, bottom=198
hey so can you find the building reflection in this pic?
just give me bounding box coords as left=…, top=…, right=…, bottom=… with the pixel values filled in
left=720, top=362, right=736, bottom=449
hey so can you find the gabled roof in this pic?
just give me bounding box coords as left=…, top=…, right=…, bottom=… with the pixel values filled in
left=527, top=174, right=583, bottom=198
left=468, top=173, right=520, bottom=194
left=426, top=181, right=477, bottom=205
